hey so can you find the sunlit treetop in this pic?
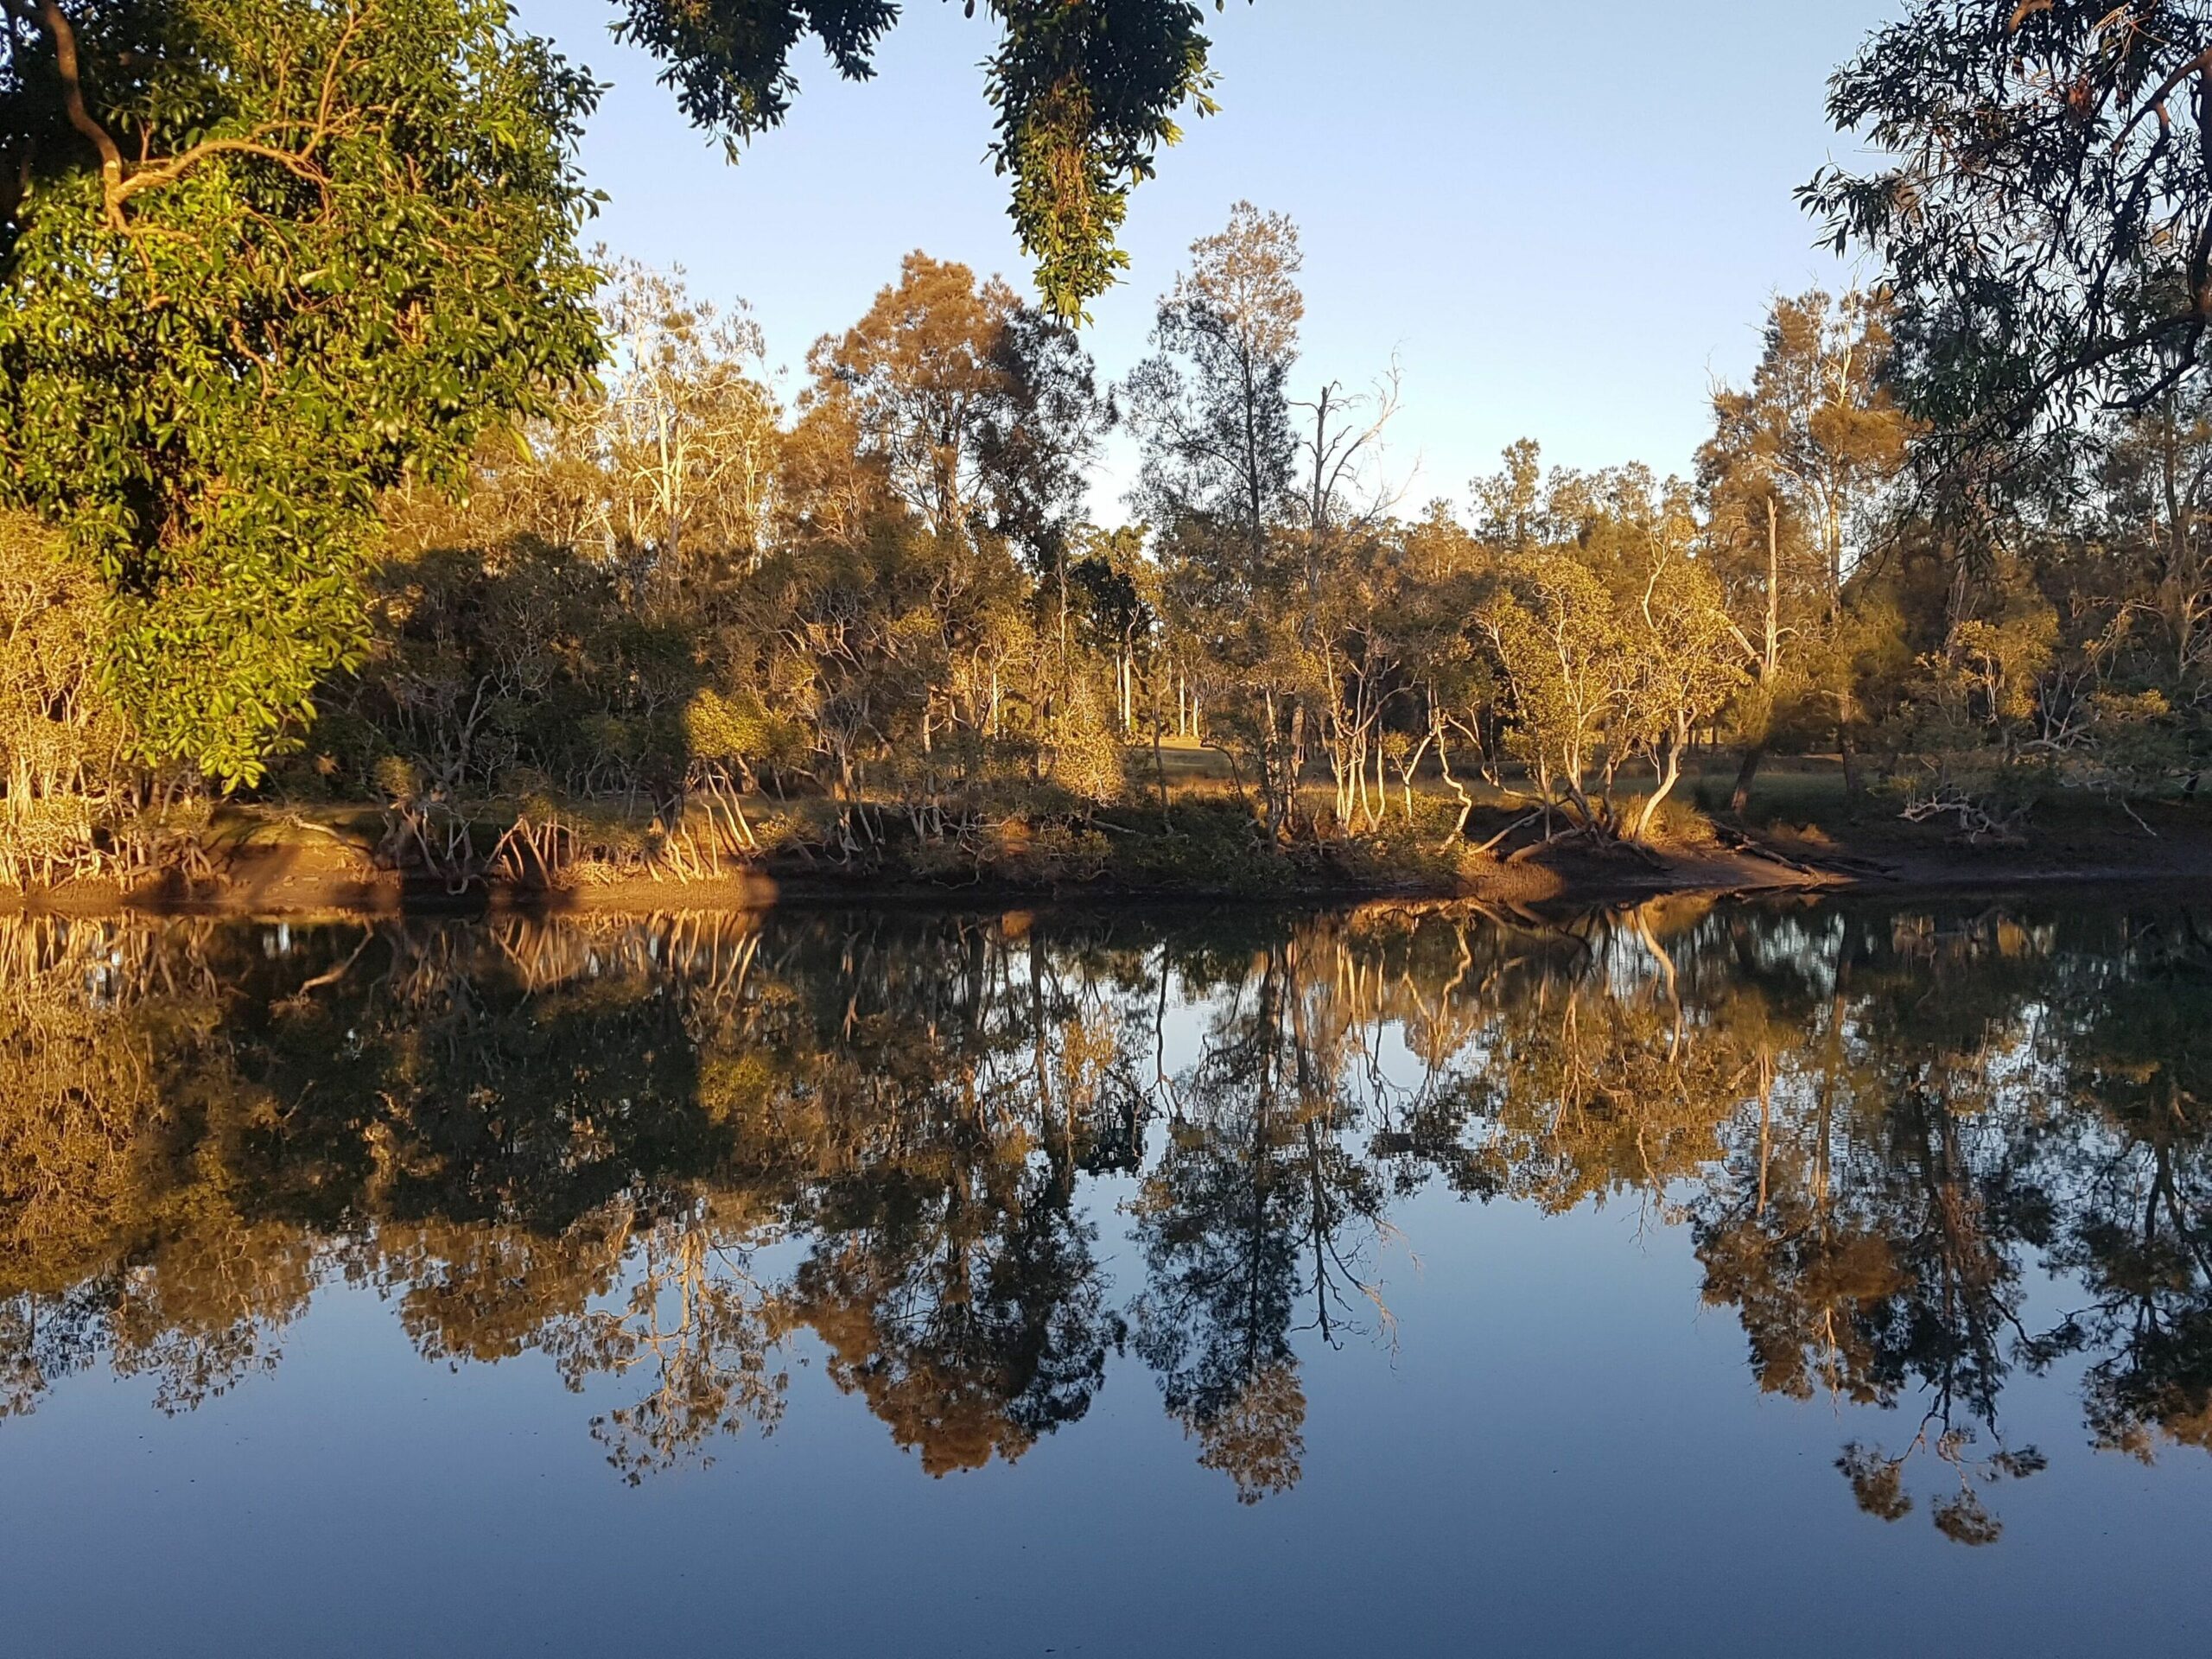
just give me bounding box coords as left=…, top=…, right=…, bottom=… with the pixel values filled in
left=613, top=0, right=1253, bottom=321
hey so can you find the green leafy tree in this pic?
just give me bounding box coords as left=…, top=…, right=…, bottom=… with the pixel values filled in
left=613, top=0, right=1252, bottom=319
left=0, top=0, right=603, bottom=785
left=1807, top=3, right=2212, bottom=445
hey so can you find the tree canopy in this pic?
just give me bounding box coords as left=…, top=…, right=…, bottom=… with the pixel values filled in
left=614, top=0, right=1254, bottom=321
left=1806, top=2, right=2212, bottom=448
left=5, top=0, right=2212, bottom=847
left=0, top=0, right=603, bottom=785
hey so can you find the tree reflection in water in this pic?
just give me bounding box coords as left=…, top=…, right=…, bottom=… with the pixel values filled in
left=1, top=899, right=2208, bottom=1536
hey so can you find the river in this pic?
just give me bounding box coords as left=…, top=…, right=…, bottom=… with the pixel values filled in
left=1, top=896, right=2207, bottom=1655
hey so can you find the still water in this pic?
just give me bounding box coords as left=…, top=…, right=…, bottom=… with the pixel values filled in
left=1, top=896, right=2208, bottom=1656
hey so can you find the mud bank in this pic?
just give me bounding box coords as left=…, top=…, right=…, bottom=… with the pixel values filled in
left=8, top=817, right=2209, bottom=918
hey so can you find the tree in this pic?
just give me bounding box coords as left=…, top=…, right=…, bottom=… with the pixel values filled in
left=1478, top=550, right=1624, bottom=830
left=0, top=0, right=603, bottom=785
left=1805, top=3, right=2212, bottom=445
left=1126, top=200, right=1302, bottom=564
left=613, top=0, right=1254, bottom=319
left=795, top=250, right=1107, bottom=799
left=1293, top=372, right=1403, bottom=830
left=1386, top=502, right=1493, bottom=842
left=1126, top=201, right=1311, bottom=835
left=1067, top=523, right=1154, bottom=736
left=2096, top=384, right=2212, bottom=695
left=596, top=258, right=785, bottom=585
left=1698, top=290, right=1910, bottom=804
left=1469, top=466, right=1740, bottom=842
left=1699, top=380, right=1811, bottom=811
left=813, top=253, right=1025, bottom=543
left=1612, top=479, right=1745, bottom=838
left=1471, top=437, right=1547, bottom=554
left=0, top=512, right=145, bottom=884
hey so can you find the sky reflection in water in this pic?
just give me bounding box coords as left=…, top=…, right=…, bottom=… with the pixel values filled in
left=2, top=897, right=2209, bottom=1656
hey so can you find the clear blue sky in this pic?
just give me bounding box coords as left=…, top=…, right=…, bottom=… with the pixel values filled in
left=512, top=0, right=1896, bottom=517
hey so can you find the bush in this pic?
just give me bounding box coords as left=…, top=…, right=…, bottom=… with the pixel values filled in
left=0, top=514, right=177, bottom=887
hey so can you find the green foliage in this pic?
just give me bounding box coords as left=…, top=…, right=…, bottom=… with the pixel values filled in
left=1481, top=551, right=1622, bottom=801
left=980, top=0, right=1230, bottom=320
left=613, top=0, right=1250, bottom=320
left=1805, top=3, right=2212, bottom=443
left=0, top=512, right=213, bottom=885
left=0, top=0, right=604, bottom=786
left=322, top=524, right=702, bottom=802
left=684, top=687, right=807, bottom=779
left=613, top=0, right=897, bottom=142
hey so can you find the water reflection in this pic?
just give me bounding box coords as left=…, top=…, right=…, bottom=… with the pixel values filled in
left=1, top=898, right=2208, bottom=1540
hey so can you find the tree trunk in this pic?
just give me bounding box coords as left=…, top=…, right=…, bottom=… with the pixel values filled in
left=1636, top=737, right=1684, bottom=842
left=1764, top=494, right=1782, bottom=679
left=1262, top=688, right=1282, bottom=841
left=1150, top=671, right=1172, bottom=824
left=1729, top=741, right=1766, bottom=817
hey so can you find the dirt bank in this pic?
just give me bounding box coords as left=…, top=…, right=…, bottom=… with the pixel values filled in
left=9, top=796, right=2209, bottom=918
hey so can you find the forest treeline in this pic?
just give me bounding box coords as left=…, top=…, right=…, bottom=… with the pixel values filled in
left=1, top=899, right=2207, bottom=1533
left=7, top=4, right=2212, bottom=890
left=6, top=219, right=2209, bottom=888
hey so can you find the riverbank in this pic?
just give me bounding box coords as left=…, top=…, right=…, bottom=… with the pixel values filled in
left=8, top=785, right=2210, bottom=918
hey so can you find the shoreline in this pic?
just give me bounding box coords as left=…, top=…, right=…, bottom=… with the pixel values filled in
left=6, top=832, right=2210, bottom=920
